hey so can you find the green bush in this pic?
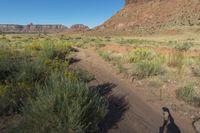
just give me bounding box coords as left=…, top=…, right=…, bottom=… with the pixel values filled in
left=176, top=83, right=198, bottom=103
left=39, top=43, right=71, bottom=60
left=0, top=41, right=71, bottom=115
left=174, top=42, right=193, bottom=51
left=0, top=39, right=108, bottom=133
left=11, top=74, right=107, bottom=133
left=118, top=38, right=156, bottom=45
left=99, top=51, right=113, bottom=61
left=192, top=58, right=200, bottom=77
left=132, top=60, right=164, bottom=79
left=148, top=79, right=164, bottom=88
left=74, top=69, right=94, bottom=82
left=0, top=49, right=28, bottom=82
left=167, top=51, right=185, bottom=73
left=128, top=48, right=165, bottom=79
left=128, top=48, right=157, bottom=63
left=0, top=59, right=50, bottom=114
left=0, top=82, right=36, bottom=115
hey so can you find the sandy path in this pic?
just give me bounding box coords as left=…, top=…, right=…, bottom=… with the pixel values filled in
left=73, top=48, right=195, bottom=133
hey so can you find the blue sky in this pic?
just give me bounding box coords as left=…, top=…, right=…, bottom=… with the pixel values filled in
left=0, top=0, right=124, bottom=28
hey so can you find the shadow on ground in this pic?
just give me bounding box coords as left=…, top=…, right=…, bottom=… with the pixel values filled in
left=69, top=58, right=81, bottom=64
left=90, top=83, right=129, bottom=133
left=159, top=107, right=181, bottom=133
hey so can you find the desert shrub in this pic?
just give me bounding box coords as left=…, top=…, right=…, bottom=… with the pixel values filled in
left=0, top=59, right=50, bottom=115
left=11, top=36, right=22, bottom=39
left=74, top=69, right=94, bottom=82
left=95, top=43, right=106, bottom=48
left=128, top=48, right=165, bottom=79
left=176, top=83, right=198, bottom=103
left=192, top=58, right=200, bottom=77
left=167, top=51, right=185, bottom=72
left=174, top=42, right=193, bottom=51
left=132, top=60, right=164, bottom=79
left=0, top=82, right=37, bottom=115
left=0, top=42, right=71, bottom=115
left=0, top=37, right=11, bottom=45
left=10, top=74, right=107, bottom=133
left=39, top=44, right=68, bottom=60
left=118, top=38, right=156, bottom=45
left=0, top=39, right=108, bottom=133
left=60, top=35, right=70, bottom=40
left=24, top=43, right=42, bottom=51
left=18, top=60, right=50, bottom=84
left=99, top=51, right=113, bottom=61
left=116, top=62, right=126, bottom=73
left=128, top=48, right=157, bottom=63
left=35, top=40, right=72, bottom=61
left=148, top=78, right=164, bottom=88
left=44, top=58, right=69, bottom=72
left=0, top=50, right=26, bottom=82
left=75, top=36, right=82, bottom=40
left=104, top=36, right=111, bottom=42
left=64, top=69, right=94, bottom=83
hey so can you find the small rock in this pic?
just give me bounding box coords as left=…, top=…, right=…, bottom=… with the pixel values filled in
left=193, top=119, right=200, bottom=133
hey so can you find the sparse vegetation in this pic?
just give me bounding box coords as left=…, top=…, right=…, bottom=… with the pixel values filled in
left=127, top=48, right=157, bottom=63
left=176, top=83, right=198, bottom=103
left=148, top=78, right=164, bottom=88
left=174, top=42, right=193, bottom=51
left=167, top=51, right=185, bottom=74
left=132, top=60, right=164, bottom=79
left=117, top=38, right=158, bottom=46
left=128, top=48, right=165, bottom=79
left=99, top=51, right=113, bottom=61
left=1, top=33, right=200, bottom=133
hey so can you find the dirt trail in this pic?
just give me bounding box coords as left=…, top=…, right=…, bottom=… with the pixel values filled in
left=74, top=48, right=195, bottom=133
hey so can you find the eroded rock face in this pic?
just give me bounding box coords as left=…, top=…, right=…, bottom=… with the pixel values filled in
left=70, top=24, right=89, bottom=31
left=0, top=23, right=67, bottom=33
left=0, top=23, right=90, bottom=33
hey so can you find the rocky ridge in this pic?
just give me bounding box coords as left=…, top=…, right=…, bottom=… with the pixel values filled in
left=96, top=0, right=200, bottom=34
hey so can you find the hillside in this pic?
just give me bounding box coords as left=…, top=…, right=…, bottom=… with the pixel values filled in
left=96, top=0, right=200, bottom=34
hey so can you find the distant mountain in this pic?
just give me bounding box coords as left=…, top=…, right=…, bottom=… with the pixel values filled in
left=0, top=23, right=89, bottom=33
left=95, top=0, right=200, bottom=34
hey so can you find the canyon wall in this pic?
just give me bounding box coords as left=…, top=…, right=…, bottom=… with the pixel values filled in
left=0, top=23, right=67, bottom=33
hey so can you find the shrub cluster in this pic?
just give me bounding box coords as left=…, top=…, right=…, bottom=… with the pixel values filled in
left=10, top=74, right=107, bottom=133
left=0, top=40, right=107, bottom=132
left=176, top=83, right=199, bottom=103
left=129, top=48, right=165, bottom=79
